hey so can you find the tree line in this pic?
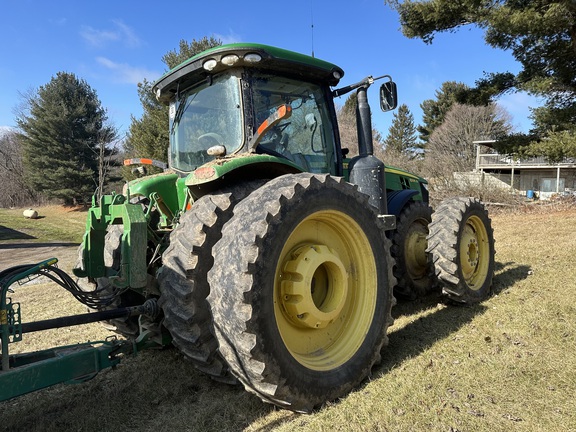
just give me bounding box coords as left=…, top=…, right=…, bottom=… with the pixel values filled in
left=2, top=1, right=576, bottom=206
left=0, top=37, right=220, bottom=208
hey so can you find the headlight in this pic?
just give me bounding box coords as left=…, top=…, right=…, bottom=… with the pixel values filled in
left=221, top=54, right=239, bottom=66
left=203, top=59, right=218, bottom=71
left=244, top=53, right=262, bottom=63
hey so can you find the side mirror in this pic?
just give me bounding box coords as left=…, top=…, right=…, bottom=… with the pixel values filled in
left=380, top=80, right=398, bottom=112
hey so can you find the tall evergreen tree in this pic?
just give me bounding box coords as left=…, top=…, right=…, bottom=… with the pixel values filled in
left=125, top=37, right=221, bottom=166
left=162, top=37, right=222, bottom=70
left=419, top=81, right=470, bottom=143
left=384, top=104, right=418, bottom=156
left=524, top=130, right=576, bottom=164
left=16, top=72, right=116, bottom=205
left=385, top=0, right=576, bottom=135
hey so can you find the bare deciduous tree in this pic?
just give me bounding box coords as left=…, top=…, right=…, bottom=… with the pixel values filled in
left=424, top=103, right=512, bottom=185
left=336, top=101, right=359, bottom=158
left=0, top=130, right=36, bottom=207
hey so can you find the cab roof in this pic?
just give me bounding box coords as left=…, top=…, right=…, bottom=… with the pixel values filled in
left=153, top=43, right=345, bottom=104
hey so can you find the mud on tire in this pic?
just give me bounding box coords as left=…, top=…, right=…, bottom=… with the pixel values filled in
left=207, top=173, right=395, bottom=412
left=157, top=182, right=263, bottom=383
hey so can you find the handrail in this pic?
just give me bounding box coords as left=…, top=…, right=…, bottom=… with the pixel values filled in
left=478, top=153, right=576, bottom=168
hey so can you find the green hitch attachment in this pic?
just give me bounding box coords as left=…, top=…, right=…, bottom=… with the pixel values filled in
left=74, top=192, right=148, bottom=289
left=0, top=259, right=166, bottom=402
left=1, top=258, right=58, bottom=371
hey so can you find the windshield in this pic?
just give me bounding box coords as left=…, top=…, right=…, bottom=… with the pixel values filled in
left=169, top=72, right=243, bottom=172
left=252, top=73, right=337, bottom=174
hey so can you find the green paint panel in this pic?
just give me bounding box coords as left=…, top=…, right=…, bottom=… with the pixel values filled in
left=154, top=43, right=344, bottom=104
left=186, top=154, right=301, bottom=186
left=128, top=172, right=180, bottom=216
left=0, top=342, right=121, bottom=402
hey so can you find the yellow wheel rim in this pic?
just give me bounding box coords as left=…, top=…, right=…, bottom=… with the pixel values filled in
left=404, top=219, right=429, bottom=280
left=460, top=215, right=490, bottom=290
left=274, top=210, right=378, bottom=371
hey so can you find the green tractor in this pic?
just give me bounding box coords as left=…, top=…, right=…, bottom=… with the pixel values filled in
left=73, top=43, right=495, bottom=412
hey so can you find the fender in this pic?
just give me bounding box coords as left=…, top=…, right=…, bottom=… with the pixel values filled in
left=387, top=189, right=419, bottom=217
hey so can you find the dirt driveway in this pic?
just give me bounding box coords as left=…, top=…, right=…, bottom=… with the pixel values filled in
left=0, top=241, right=80, bottom=273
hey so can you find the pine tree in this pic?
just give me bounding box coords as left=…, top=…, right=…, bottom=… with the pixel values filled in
left=385, top=0, right=576, bottom=136
left=383, top=104, right=418, bottom=156
left=125, top=37, right=222, bottom=168
left=17, top=72, right=116, bottom=205
left=418, top=81, right=470, bottom=143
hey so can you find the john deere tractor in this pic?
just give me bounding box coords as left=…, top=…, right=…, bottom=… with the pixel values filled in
left=68, top=43, right=495, bottom=412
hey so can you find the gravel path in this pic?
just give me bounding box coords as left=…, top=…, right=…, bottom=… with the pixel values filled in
left=0, top=241, right=79, bottom=273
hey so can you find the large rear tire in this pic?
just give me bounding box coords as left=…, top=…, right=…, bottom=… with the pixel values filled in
left=207, top=173, right=395, bottom=412
left=157, top=182, right=263, bottom=383
left=427, top=197, right=495, bottom=304
left=390, top=200, right=434, bottom=300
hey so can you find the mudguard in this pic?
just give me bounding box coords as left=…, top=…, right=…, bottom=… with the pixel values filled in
left=387, top=189, right=419, bottom=217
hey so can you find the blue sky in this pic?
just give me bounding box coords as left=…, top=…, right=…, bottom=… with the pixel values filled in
left=0, top=0, right=541, bottom=139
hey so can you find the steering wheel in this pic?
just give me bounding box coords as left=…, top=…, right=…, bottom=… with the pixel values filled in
left=198, top=132, right=224, bottom=147
left=259, top=123, right=291, bottom=150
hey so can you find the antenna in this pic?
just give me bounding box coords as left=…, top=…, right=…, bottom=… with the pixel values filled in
left=311, top=0, right=315, bottom=58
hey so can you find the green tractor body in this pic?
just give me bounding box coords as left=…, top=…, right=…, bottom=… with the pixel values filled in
left=69, top=43, right=494, bottom=411
left=76, top=43, right=427, bottom=291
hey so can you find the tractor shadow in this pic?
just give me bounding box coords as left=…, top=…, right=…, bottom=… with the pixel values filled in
left=0, top=348, right=292, bottom=432
left=492, top=260, right=532, bottom=296
left=0, top=242, right=79, bottom=249
left=379, top=259, right=532, bottom=374
left=0, top=225, right=36, bottom=241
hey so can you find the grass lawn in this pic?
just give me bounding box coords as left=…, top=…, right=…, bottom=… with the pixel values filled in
left=1, top=204, right=574, bottom=431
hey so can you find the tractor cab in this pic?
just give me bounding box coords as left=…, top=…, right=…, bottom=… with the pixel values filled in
left=153, top=44, right=346, bottom=180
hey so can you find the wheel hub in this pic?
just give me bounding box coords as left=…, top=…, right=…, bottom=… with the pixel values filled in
left=405, top=227, right=428, bottom=273
left=280, top=244, right=348, bottom=329
left=467, top=237, right=479, bottom=268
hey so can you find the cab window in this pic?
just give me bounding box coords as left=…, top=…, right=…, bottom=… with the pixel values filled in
left=251, top=74, right=337, bottom=174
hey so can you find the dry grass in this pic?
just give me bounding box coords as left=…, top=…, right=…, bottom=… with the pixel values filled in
left=1, top=205, right=575, bottom=432
left=0, top=205, right=87, bottom=243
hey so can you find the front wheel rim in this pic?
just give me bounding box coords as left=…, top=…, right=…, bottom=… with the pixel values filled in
left=460, top=215, right=490, bottom=289
left=274, top=210, right=378, bottom=371
left=404, top=218, right=429, bottom=279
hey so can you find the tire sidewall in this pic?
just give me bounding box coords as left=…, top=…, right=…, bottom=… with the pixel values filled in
left=247, top=180, right=391, bottom=402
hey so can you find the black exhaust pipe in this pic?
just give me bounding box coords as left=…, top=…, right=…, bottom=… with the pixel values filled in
left=348, top=85, right=387, bottom=215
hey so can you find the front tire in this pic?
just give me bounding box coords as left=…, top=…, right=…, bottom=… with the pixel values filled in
left=390, top=200, right=434, bottom=300
left=158, top=182, right=263, bottom=383
left=427, top=197, right=495, bottom=304
left=207, top=174, right=395, bottom=412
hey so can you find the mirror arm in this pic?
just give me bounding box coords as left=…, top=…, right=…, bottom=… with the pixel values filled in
left=332, top=76, right=374, bottom=98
